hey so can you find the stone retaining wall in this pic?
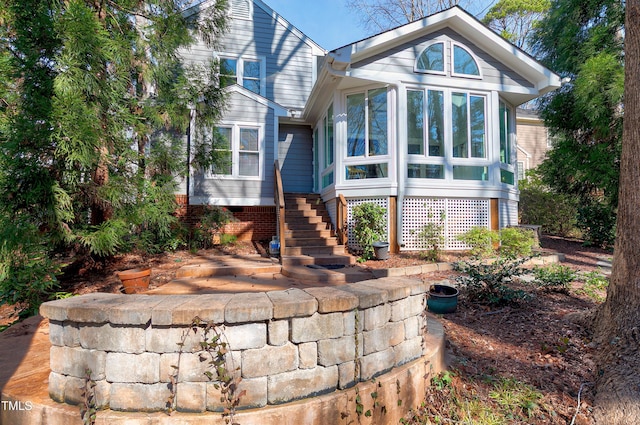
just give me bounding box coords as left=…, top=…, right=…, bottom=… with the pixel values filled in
left=39, top=277, right=438, bottom=413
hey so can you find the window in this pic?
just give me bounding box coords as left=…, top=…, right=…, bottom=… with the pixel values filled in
left=347, top=88, right=388, bottom=157
left=453, top=45, right=480, bottom=76
left=407, top=89, right=444, bottom=156
left=210, top=124, right=262, bottom=178
left=324, top=104, right=334, bottom=167
left=218, top=56, right=264, bottom=96
left=219, top=58, right=237, bottom=88
left=416, top=42, right=445, bottom=73
left=499, top=101, right=515, bottom=185
left=415, top=41, right=481, bottom=78
left=452, top=92, right=486, bottom=158
left=517, top=161, right=525, bottom=180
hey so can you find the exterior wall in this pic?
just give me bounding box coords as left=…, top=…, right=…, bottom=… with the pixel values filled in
left=351, top=28, right=533, bottom=89
left=516, top=113, right=549, bottom=175
left=190, top=90, right=275, bottom=206
left=40, top=278, right=435, bottom=414
left=278, top=124, right=314, bottom=193
left=176, top=196, right=276, bottom=241
left=185, top=0, right=320, bottom=110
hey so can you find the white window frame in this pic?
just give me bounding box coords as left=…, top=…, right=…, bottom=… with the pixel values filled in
left=343, top=86, right=392, bottom=181
left=451, top=42, right=483, bottom=79
left=414, top=40, right=482, bottom=79
left=216, top=54, right=267, bottom=97
left=414, top=41, right=447, bottom=76
left=207, top=122, right=264, bottom=180
left=406, top=86, right=492, bottom=182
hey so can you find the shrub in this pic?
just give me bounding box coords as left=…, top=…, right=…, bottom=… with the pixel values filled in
left=577, top=201, right=616, bottom=248
left=352, top=202, right=387, bottom=261
left=579, top=271, right=609, bottom=301
left=454, top=257, right=530, bottom=305
left=456, top=227, right=499, bottom=258
left=0, top=217, right=60, bottom=319
left=191, top=205, right=235, bottom=249
left=417, top=209, right=446, bottom=262
left=518, top=171, right=579, bottom=237
left=531, top=264, right=577, bottom=292
left=499, top=227, right=536, bottom=258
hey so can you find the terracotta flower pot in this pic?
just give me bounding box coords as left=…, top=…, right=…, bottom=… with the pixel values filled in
left=117, top=268, right=151, bottom=294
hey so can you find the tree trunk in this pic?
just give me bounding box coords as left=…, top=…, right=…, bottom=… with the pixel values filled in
left=592, top=2, right=640, bottom=423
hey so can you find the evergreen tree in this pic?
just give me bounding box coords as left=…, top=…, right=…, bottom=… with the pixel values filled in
left=531, top=0, right=624, bottom=247
left=0, top=0, right=228, bottom=315
left=482, top=0, right=550, bottom=52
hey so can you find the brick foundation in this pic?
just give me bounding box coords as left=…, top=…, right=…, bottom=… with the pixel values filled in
left=175, top=195, right=276, bottom=241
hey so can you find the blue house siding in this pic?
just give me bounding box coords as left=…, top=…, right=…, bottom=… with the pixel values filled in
left=278, top=124, right=313, bottom=193
left=190, top=90, right=276, bottom=205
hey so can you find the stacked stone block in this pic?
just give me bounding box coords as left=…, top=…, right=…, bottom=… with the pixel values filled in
left=40, top=277, right=430, bottom=413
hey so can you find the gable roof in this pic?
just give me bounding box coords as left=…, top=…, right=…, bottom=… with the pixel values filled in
left=223, top=84, right=289, bottom=116
left=305, top=6, right=560, bottom=121
left=330, top=6, right=560, bottom=93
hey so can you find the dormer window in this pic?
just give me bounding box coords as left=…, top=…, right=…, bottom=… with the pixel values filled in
left=453, top=45, right=480, bottom=76
left=416, top=42, right=445, bottom=73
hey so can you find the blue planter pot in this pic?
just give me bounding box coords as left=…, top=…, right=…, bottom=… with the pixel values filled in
left=427, top=284, right=459, bottom=314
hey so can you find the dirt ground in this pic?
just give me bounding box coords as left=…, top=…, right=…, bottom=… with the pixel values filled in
left=0, top=235, right=612, bottom=424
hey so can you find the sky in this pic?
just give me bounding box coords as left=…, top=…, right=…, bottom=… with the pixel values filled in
left=261, top=0, right=496, bottom=51
left=262, top=0, right=369, bottom=50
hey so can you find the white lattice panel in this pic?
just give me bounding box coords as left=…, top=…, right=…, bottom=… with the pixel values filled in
left=347, top=198, right=388, bottom=249
left=401, top=198, right=447, bottom=249
left=325, top=198, right=337, bottom=230
left=500, top=199, right=519, bottom=227
left=446, top=199, right=490, bottom=250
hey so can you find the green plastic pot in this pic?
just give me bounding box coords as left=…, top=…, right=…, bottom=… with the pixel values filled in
left=427, top=284, right=459, bottom=314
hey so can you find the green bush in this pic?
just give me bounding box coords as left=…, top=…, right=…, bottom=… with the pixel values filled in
left=499, top=227, right=536, bottom=258
left=191, top=206, right=235, bottom=249
left=0, top=217, right=60, bottom=319
left=418, top=209, right=446, bottom=262
left=531, top=264, right=577, bottom=292
left=456, top=227, right=499, bottom=258
left=577, top=201, right=616, bottom=248
left=518, top=171, right=579, bottom=237
left=352, top=202, right=387, bottom=261
left=579, top=271, right=609, bottom=301
left=454, top=257, right=530, bottom=305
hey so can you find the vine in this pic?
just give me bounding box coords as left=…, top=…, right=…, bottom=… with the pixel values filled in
left=167, top=316, right=244, bottom=424
left=80, top=368, right=97, bottom=425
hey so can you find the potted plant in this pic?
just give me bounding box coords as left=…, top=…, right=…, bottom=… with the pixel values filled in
left=117, top=267, right=151, bottom=294
left=427, top=283, right=459, bottom=314
left=352, top=202, right=387, bottom=260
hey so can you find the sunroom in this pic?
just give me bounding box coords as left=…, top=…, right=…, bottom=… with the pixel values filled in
left=304, top=7, right=560, bottom=252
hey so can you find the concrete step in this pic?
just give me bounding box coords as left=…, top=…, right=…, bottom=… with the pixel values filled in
left=281, top=254, right=355, bottom=267
left=175, top=259, right=281, bottom=278
left=285, top=237, right=338, bottom=247
left=281, top=264, right=373, bottom=284
left=283, top=245, right=347, bottom=256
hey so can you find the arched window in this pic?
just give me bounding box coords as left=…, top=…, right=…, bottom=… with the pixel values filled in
left=416, top=42, right=445, bottom=73
left=453, top=45, right=480, bottom=76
